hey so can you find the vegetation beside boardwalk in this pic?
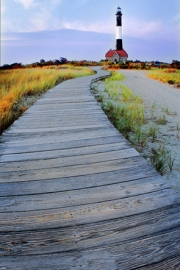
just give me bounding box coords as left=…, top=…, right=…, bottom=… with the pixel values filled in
left=91, top=71, right=175, bottom=175
left=103, top=73, right=145, bottom=139
left=0, top=65, right=94, bottom=134
left=147, top=69, right=180, bottom=87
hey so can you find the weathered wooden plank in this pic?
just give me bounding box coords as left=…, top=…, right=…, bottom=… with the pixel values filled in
left=18, top=111, right=102, bottom=118
left=0, top=165, right=158, bottom=197
left=10, top=115, right=107, bottom=126
left=10, top=101, right=101, bottom=110
left=11, top=115, right=109, bottom=123
left=12, top=115, right=108, bottom=125
left=0, top=135, right=124, bottom=154
left=8, top=120, right=110, bottom=130
left=1, top=126, right=120, bottom=144
left=17, top=110, right=107, bottom=117
left=19, top=106, right=102, bottom=113
left=34, top=98, right=96, bottom=103
left=137, top=256, right=180, bottom=270
left=0, top=227, right=179, bottom=269
left=0, top=156, right=145, bottom=183
left=0, top=176, right=169, bottom=212
left=0, top=205, right=179, bottom=256
left=4, top=123, right=111, bottom=134
left=0, top=189, right=179, bottom=232
left=0, top=148, right=139, bottom=173
left=36, top=97, right=94, bottom=102
left=0, top=141, right=128, bottom=162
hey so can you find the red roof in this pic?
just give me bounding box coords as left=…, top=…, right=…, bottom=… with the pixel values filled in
left=105, top=49, right=128, bottom=58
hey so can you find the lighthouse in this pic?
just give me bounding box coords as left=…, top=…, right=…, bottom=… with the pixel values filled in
left=105, top=6, right=128, bottom=63
left=116, top=7, right=123, bottom=50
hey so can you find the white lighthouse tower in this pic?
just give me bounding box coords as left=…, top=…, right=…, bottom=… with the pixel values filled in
left=116, top=7, right=123, bottom=50
left=105, top=6, right=128, bottom=63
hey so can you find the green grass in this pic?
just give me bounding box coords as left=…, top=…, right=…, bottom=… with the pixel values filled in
left=150, top=143, right=175, bottom=175
left=103, top=72, right=145, bottom=139
left=148, top=124, right=159, bottom=142
left=105, top=72, right=125, bottom=82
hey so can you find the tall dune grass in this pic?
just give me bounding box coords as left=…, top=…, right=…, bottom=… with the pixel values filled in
left=0, top=66, right=94, bottom=133
left=103, top=72, right=145, bottom=138
left=147, top=69, right=180, bottom=85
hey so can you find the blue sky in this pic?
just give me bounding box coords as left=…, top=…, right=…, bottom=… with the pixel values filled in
left=1, top=0, right=180, bottom=64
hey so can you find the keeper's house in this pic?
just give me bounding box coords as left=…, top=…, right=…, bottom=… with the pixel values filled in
left=105, top=49, right=128, bottom=63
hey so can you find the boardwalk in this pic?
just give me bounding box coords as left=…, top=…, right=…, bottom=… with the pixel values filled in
left=0, top=68, right=180, bottom=269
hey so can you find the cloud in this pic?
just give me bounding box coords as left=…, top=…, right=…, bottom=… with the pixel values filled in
left=123, top=18, right=163, bottom=38
left=2, top=0, right=63, bottom=32
left=1, top=35, right=21, bottom=41
left=14, top=0, right=62, bottom=9
left=29, top=9, right=50, bottom=31
left=62, top=21, right=113, bottom=34
left=14, top=0, right=35, bottom=9
left=2, top=0, right=175, bottom=43
left=28, top=3, right=63, bottom=32
left=61, top=18, right=163, bottom=39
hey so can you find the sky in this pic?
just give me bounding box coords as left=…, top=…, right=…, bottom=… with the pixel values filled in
left=1, top=0, right=180, bottom=65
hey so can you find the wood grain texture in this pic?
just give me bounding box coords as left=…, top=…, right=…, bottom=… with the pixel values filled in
left=0, top=205, right=179, bottom=256
left=0, top=67, right=179, bottom=269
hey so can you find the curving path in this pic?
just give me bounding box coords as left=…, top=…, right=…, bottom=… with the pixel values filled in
left=0, top=68, right=180, bottom=269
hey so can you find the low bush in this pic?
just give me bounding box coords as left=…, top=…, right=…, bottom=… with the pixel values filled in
left=168, top=80, right=175, bottom=84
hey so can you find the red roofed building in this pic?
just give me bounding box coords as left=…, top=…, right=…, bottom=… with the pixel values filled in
left=105, top=49, right=128, bottom=63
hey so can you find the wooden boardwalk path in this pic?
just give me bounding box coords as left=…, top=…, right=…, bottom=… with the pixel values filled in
left=0, top=68, right=180, bottom=269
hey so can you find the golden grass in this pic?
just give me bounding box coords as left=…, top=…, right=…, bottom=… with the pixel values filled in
left=147, top=69, right=180, bottom=85
left=0, top=65, right=94, bottom=133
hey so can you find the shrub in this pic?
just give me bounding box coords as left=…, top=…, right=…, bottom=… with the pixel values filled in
left=168, top=80, right=175, bottom=84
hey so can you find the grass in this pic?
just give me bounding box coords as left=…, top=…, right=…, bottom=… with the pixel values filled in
left=148, top=124, right=159, bottom=142
left=93, top=71, right=175, bottom=175
left=149, top=102, right=157, bottom=120
left=155, top=114, right=167, bottom=125
left=134, top=125, right=147, bottom=145
left=0, top=65, right=94, bottom=133
left=161, top=105, right=177, bottom=116
left=105, top=72, right=125, bottom=82
left=147, top=69, right=180, bottom=86
left=103, top=72, right=145, bottom=139
left=150, top=143, right=175, bottom=175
